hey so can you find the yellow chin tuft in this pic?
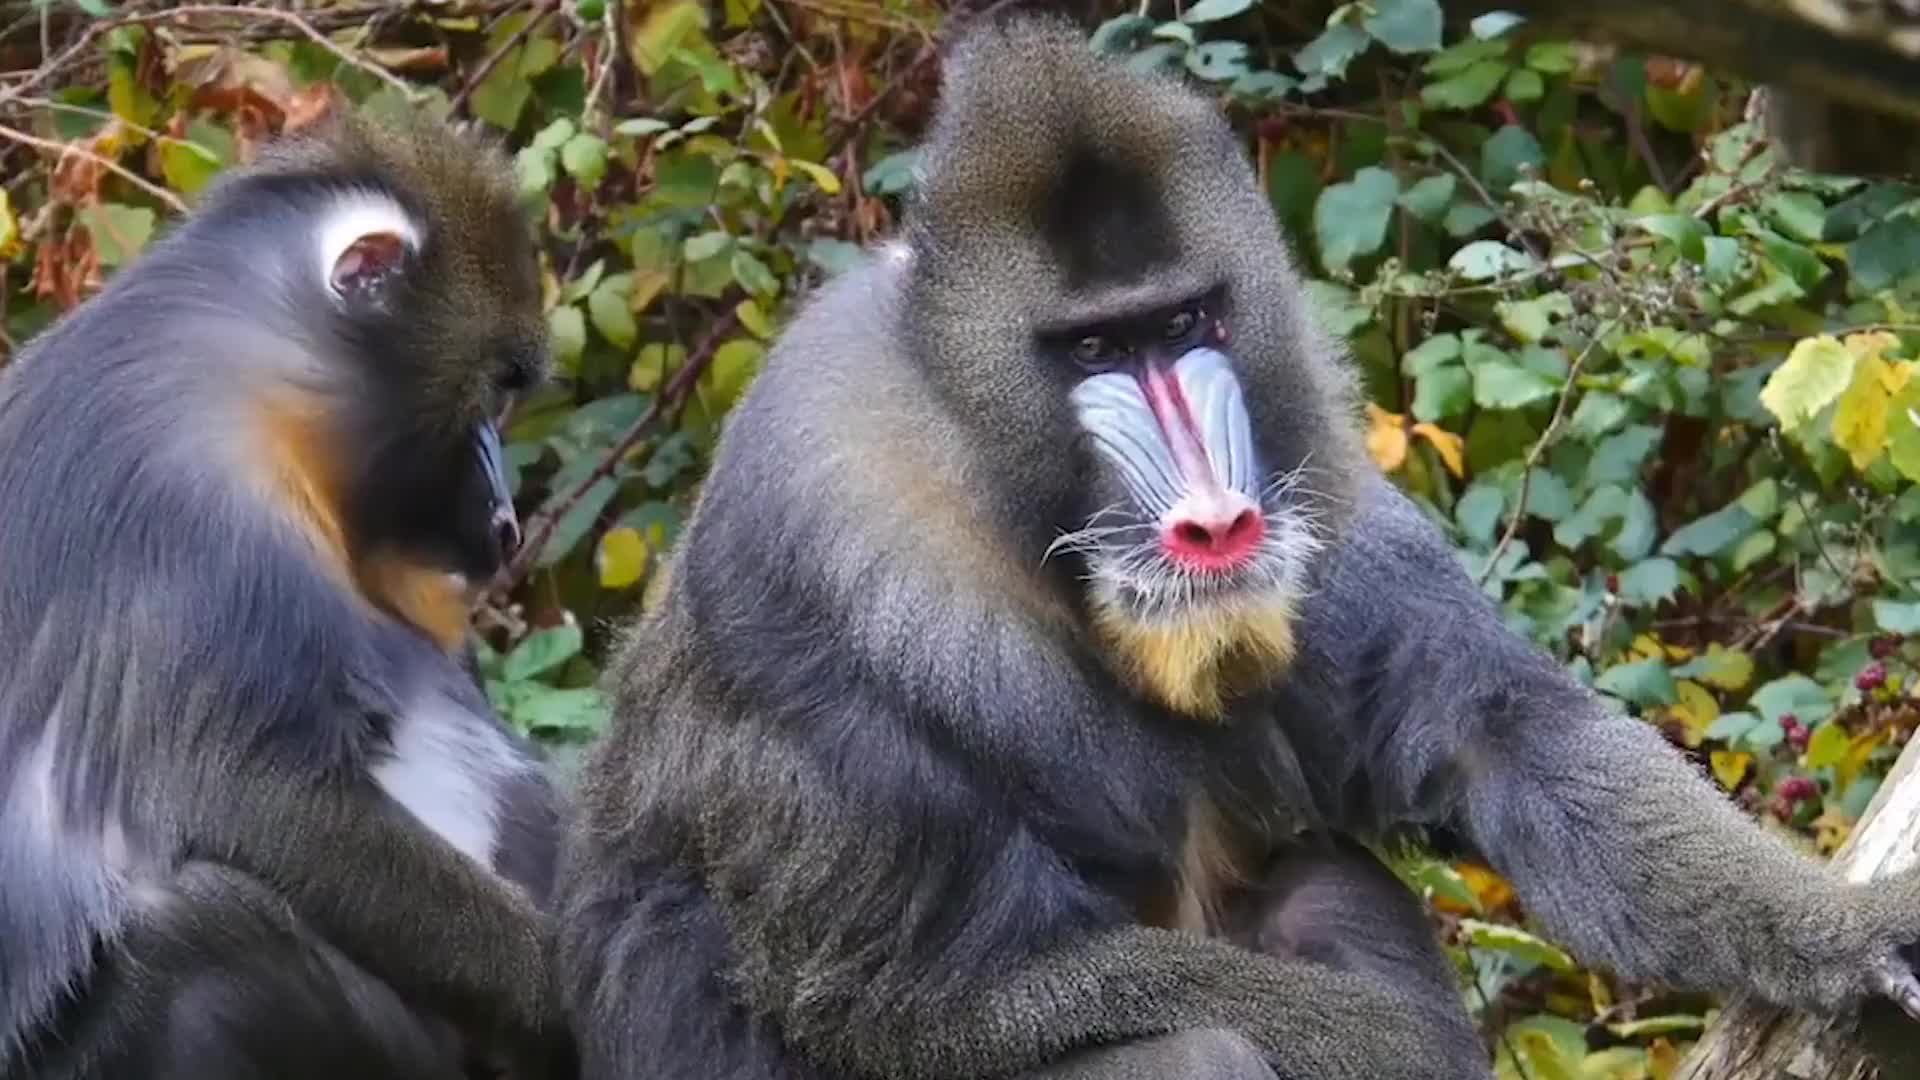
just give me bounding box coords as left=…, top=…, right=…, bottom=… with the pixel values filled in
left=1090, top=595, right=1298, bottom=720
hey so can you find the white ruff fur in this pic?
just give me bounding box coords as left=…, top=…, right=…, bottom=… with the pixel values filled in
left=371, top=693, right=523, bottom=869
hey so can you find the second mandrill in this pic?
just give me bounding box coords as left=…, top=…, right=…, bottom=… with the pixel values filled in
left=0, top=107, right=572, bottom=1079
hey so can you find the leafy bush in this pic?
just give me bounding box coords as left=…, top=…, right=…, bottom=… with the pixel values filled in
left=6, top=2, right=1920, bottom=1072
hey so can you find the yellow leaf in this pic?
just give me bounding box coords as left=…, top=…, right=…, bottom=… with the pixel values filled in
left=787, top=158, right=843, bottom=196
left=1587, top=971, right=1615, bottom=1015
left=1410, top=422, right=1465, bottom=477
left=1804, top=720, right=1849, bottom=768
left=1837, top=728, right=1887, bottom=794
left=1668, top=679, right=1719, bottom=748
left=630, top=270, right=672, bottom=317
left=1831, top=349, right=1896, bottom=471
left=629, top=343, right=684, bottom=392
left=627, top=0, right=709, bottom=75
left=597, top=526, right=648, bottom=589
left=735, top=298, right=775, bottom=340
left=1709, top=749, right=1752, bottom=791
left=1760, top=335, right=1855, bottom=433
left=1689, top=643, right=1754, bottom=691
left=0, top=190, right=18, bottom=260
left=1365, top=403, right=1409, bottom=472
left=1649, top=1039, right=1680, bottom=1080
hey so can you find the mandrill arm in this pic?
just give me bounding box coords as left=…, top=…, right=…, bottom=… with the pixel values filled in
left=1296, top=474, right=1920, bottom=1020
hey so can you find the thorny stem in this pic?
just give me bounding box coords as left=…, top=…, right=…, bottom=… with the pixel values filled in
left=481, top=309, right=742, bottom=605
left=1477, top=322, right=1620, bottom=588
left=450, top=0, right=558, bottom=117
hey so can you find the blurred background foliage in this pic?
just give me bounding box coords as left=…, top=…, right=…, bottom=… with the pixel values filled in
left=6, top=1, right=1920, bottom=1075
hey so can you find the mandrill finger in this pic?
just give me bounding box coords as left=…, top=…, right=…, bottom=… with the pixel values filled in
left=1868, top=953, right=1920, bottom=1022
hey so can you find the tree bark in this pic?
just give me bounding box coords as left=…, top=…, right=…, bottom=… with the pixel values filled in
left=1673, top=735, right=1920, bottom=1080
left=1497, top=0, right=1920, bottom=122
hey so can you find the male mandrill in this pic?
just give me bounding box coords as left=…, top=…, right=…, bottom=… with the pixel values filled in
left=0, top=107, right=571, bottom=1079
left=556, top=13, right=1920, bottom=1080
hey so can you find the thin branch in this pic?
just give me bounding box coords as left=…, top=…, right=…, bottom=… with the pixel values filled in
left=0, top=122, right=187, bottom=214
left=1478, top=323, right=1618, bottom=587
left=483, top=308, right=743, bottom=602
left=450, top=0, right=555, bottom=117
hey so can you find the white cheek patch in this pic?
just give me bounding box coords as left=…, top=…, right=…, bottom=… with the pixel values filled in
left=1068, top=347, right=1262, bottom=517
left=315, top=190, right=422, bottom=298
left=371, top=692, right=526, bottom=870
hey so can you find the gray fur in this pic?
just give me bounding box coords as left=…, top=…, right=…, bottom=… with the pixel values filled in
left=0, top=107, right=569, bottom=1078
left=558, top=12, right=1920, bottom=1080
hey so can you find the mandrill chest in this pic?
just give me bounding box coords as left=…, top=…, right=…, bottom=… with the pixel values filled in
left=1138, top=791, right=1275, bottom=935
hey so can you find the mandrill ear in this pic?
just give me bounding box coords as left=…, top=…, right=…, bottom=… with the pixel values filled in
left=319, top=193, right=421, bottom=312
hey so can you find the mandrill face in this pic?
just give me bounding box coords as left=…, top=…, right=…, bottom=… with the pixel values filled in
left=1056, top=297, right=1322, bottom=622
left=898, top=29, right=1365, bottom=720
left=1042, top=287, right=1329, bottom=720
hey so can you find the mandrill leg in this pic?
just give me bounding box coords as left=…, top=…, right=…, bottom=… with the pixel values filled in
left=1028, top=834, right=1481, bottom=1080
left=17, top=862, right=469, bottom=1080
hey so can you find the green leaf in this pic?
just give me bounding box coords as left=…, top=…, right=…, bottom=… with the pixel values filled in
left=1181, top=0, right=1253, bottom=22
left=1874, top=599, right=1920, bottom=634
left=1361, top=0, right=1442, bottom=54
left=547, top=305, right=586, bottom=367
left=1397, top=174, right=1455, bottom=222
left=1471, top=12, right=1525, bottom=39
left=1524, top=41, right=1574, bottom=72
left=1749, top=674, right=1834, bottom=726
left=1497, top=294, right=1572, bottom=344
left=729, top=249, right=779, bottom=297
left=1824, top=182, right=1918, bottom=241
left=503, top=622, right=584, bottom=682
left=614, top=117, right=672, bottom=137
left=587, top=274, right=638, bottom=349
left=1567, top=392, right=1630, bottom=439
left=1480, top=126, right=1543, bottom=191
left=1448, top=240, right=1537, bottom=282
left=1504, top=68, right=1544, bottom=102
left=1460, top=919, right=1577, bottom=971
left=1421, top=59, right=1508, bottom=110
left=1705, top=711, right=1760, bottom=742
left=1472, top=361, right=1558, bottom=409
left=1443, top=201, right=1497, bottom=237
left=503, top=684, right=611, bottom=735
left=1313, top=167, right=1399, bottom=271
left=539, top=476, right=620, bottom=567
left=1594, top=658, right=1677, bottom=708
left=79, top=203, right=154, bottom=267
left=1848, top=215, right=1920, bottom=292
left=1617, top=557, right=1682, bottom=607
left=1661, top=504, right=1757, bottom=557
left=1412, top=367, right=1472, bottom=422
left=1635, top=213, right=1709, bottom=262
left=1456, top=484, right=1506, bottom=546
left=560, top=133, right=610, bottom=190
left=1887, top=380, right=1920, bottom=483
left=1293, top=23, right=1371, bottom=80
left=1588, top=425, right=1662, bottom=486
left=1185, top=41, right=1251, bottom=81
left=861, top=149, right=921, bottom=197
left=1763, top=191, right=1829, bottom=244
left=1090, top=14, right=1155, bottom=53
left=1402, top=334, right=1461, bottom=375
left=684, top=230, right=733, bottom=262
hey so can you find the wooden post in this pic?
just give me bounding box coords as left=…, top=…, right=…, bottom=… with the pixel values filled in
left=1674, top=736, right=1920, bottom=1080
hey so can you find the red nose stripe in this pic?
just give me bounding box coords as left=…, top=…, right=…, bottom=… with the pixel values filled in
left=1137, top=363, right=1219, bottom=491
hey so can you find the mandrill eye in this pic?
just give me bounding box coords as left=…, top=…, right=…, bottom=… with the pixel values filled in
left=1072, top=334, right=1116, bottom=370
left=1162, top=308, right=1199, bottom=343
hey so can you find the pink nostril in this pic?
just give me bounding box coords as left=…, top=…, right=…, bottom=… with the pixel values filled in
left=1162, top=505, right=1265, bottom=570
